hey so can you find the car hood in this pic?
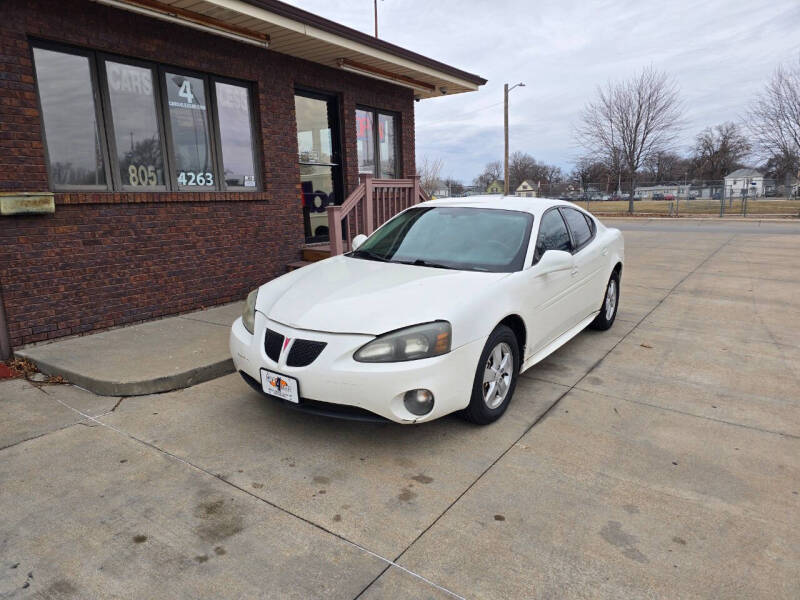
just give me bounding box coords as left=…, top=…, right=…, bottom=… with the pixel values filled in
left=258, top=255, right=508, bottom=337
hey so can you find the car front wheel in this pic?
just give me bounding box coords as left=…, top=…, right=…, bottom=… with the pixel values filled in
left=462, top=325, right=519, bottom=425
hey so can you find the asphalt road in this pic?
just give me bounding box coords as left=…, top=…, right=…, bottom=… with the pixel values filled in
left=1, top=222, right=799, bottom=599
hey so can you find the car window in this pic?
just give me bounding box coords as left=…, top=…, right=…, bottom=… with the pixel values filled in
left=562, top=208, right=592, bottom=249
left=352, top=206, right=534, bottom=272
left=534, top=209, right=571, bottom=263
left=583, top=212, right=596, bottom=235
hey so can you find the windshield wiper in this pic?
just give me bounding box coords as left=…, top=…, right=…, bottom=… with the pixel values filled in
left=349, top=249, right=389, bottom=262
left=395, top=258, right=458, bottom=270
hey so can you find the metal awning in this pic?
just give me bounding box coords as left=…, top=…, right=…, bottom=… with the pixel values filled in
left=91, top=0, right=486, bottom=98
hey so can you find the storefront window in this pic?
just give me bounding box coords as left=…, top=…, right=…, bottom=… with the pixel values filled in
left=356, top=107, right=398, bottom=178
left=164, top=72, right=215, bottom=188
left=378, top=113, right=397, bottom=178
left=215, top=81, right=257, bottom=188
left=356, top=108, right=375, bottom=174
left=31, top=43, right=260, bottom=192
left=104, top=60, right=165, bottom=188
left=33, top=47, right=107, bottom=187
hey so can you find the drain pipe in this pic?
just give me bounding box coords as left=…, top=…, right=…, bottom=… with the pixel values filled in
left=0, top=285, right=10, bottom=361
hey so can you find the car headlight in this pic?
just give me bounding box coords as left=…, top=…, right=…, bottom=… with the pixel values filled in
left=354, top=321, right=451, bottom=363
left=242, top=289, right=258, bottom=334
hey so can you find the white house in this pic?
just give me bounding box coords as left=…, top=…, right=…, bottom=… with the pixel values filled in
left=724, top=168, right=765, bottom=197
left=515, top=180, right=537, bottom=197
left=634, top=184, right=690, bottom=199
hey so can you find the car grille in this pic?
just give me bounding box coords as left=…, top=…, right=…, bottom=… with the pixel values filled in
left=264, top=329, right=284, bottom=362
left=286, top=339, right=327, bottom=367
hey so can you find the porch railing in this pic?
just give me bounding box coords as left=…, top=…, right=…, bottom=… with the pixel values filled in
left=327, top=174, right=429, bottom=256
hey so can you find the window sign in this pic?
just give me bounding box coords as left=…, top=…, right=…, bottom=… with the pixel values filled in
left=33, top=48, right=107, bottom=187
left=105, top=60, right=165, bottom=188
left=165, top=72, right=215, bottom=188
left=215, top=81, right=257, bottom=187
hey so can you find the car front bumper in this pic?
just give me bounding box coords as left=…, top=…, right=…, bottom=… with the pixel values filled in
left=230, top=312, right=484, bottom=424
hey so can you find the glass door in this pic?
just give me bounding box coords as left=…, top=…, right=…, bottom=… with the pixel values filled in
left=295, top=91, right=342, bottom=242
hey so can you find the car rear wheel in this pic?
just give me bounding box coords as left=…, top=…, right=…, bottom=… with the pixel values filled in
left=590, top=271, right=620, bottom=331
left=462, top=325, right=519, bottom=425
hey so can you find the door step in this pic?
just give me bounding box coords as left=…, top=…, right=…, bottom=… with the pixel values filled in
left=301, top=243, right=332, bottom=262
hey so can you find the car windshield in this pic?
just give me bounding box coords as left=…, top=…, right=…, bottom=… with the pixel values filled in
left=349, top=206, right=534, bottom=272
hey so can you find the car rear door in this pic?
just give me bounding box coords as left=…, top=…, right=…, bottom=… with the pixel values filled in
left=560, top=207, right=606, bottom=320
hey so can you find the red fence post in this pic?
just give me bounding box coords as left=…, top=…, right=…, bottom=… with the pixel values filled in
left=413, top=175, right=421, bottom=205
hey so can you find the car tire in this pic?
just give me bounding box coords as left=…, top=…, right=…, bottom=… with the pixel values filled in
left=590, top=270, right=620, bottom=331
left=462, top=325, right=520, bottom=425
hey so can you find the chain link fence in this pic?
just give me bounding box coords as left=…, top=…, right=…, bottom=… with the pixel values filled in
left=432, top=179, right=800, bottom=218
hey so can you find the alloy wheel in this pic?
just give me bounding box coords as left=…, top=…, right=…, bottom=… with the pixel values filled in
left=483, top=342, right=513, bottom=409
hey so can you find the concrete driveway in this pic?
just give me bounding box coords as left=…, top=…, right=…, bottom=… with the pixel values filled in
left=1, top=220, right=799, bottom=599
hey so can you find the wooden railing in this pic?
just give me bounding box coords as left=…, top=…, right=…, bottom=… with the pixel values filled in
left=327, top=174, right=429, bottom=255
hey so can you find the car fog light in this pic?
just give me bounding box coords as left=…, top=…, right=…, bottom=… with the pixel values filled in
left=403, top=389, right=434, bottom=416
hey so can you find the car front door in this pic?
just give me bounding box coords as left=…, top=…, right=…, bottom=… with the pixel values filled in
left=560, top=207, right=605, bottom=320
left=520, top=208, right=579, bottom=357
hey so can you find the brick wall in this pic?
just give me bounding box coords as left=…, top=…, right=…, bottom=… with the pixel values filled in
left=0, top=0, right=416, bottom=348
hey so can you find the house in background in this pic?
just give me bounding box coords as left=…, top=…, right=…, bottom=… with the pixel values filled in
left=0, top=0, right=485, bottom=355
left=724, top=168, right=765, bottom=197
left=634, top=184, right=690, bottom=199
left=515, top=180, right=536, bottom=197
left=486, top=180, right=504, bottom=194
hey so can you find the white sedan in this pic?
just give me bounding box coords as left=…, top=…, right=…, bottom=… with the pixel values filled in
left=230, top=197, right=623, bottom=424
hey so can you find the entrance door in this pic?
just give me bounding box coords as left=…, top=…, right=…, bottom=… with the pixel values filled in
left=294, top=90, right=343, bottom=242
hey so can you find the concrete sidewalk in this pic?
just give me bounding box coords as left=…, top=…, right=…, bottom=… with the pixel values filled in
left=16, top=302, right=242, bottom=396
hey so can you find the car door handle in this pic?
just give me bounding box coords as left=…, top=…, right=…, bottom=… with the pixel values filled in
left=602, top=247, right=609, bottom=256
left=570, top=268, right=579, bottom=277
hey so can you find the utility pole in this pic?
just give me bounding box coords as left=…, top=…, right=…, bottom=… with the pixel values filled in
left=374, top=0, right=379, bottom=37
left=504, top=82, right=524, bottom=196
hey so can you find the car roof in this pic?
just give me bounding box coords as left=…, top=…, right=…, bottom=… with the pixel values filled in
left=422, top=195, right=583, bottom=217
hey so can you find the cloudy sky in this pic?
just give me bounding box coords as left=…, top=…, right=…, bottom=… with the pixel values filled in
left=285, top=0, right=800, bottom=182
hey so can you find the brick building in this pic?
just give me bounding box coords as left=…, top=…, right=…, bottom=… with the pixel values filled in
left=0, top=0, right=485, bottom=357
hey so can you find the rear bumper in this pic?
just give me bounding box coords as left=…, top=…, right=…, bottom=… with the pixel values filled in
left=230, top=313, right=485, bottom=424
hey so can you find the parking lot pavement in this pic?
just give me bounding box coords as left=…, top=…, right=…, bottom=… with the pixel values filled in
left=1, top=220, right=799, bottom=598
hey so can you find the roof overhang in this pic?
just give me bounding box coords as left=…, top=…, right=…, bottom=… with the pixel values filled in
left=90, top=0, right=486, bottom=99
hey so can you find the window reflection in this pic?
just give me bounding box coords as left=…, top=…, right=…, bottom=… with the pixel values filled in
left=105, top=61, right=165, bottom=187
left=33, top=48, right=107, bottom=186
left=164, top=72, right=215, bottom=188
left=216, top=81, right=257, bottom=188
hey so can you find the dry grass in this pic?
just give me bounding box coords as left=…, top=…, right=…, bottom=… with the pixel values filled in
left=579, top=198, right=800, bottom=217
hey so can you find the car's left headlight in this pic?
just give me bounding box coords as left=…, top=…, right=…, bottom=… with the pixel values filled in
left=242, top=289, right=258, bottom=334
left=354, top=321, right=451, bottom=363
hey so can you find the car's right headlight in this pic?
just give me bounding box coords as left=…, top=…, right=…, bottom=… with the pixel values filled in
left=242, top=289, right=258, bottom=334
left=354, top=321, right=451, bottom=362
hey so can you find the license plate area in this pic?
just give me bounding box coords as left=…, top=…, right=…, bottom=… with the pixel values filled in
left=260, top=369, right=300, bottom=404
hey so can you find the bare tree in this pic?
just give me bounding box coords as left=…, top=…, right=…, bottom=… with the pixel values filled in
left=691, top=123, right=750, bottom=180
left=577, top=67, right=683, bottom=212
left=416, top=156, right=444, bottom=196
left=746, top=60, right=800, bottom=184
left=473, top=160, right=503, bottom=191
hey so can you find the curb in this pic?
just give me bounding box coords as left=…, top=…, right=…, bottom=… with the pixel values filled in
left=15, top=351, right=235, bottom=397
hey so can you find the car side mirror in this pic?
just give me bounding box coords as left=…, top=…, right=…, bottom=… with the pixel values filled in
left=536, top=250, right=573, bottom=275
left=351, top=234, right=368, bottom=251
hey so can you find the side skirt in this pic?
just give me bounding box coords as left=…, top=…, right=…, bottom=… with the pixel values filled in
left=520, top=312, right=599, bottom=374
